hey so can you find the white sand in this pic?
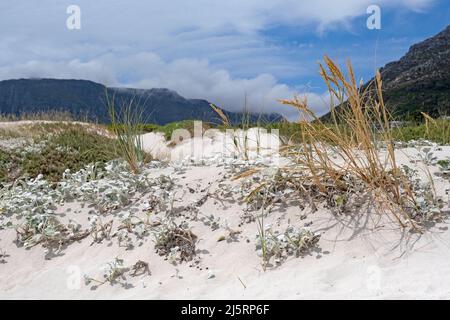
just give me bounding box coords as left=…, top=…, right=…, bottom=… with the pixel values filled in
left=1, top=128, right=450, bottom=299
left=141, top=128, right=281, bottom=163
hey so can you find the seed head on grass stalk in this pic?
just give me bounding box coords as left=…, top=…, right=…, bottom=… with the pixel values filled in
left=210, top=103, right=250, bottom=160
left=280, top=56, right=422, bottom=230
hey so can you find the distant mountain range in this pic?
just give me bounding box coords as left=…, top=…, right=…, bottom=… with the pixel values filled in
left=322, top=25, right=450, bottom=121
left=0, top=79, right=283, bottom=125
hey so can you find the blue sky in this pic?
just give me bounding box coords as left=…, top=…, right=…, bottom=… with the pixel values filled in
left=0, top=0, right=448, bottom=119
left=263, top=0, right=450, bottom=90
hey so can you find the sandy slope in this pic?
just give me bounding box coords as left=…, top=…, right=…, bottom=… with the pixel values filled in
left=0, top=124, right=450, bottom=299
left=1, top=152, right=450, bottom=299
left=140, top=128, right=281, bottom=162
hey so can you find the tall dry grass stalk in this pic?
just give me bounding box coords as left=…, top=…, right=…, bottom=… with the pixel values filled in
left=210, top=103, right=252, bottom=160
left=280, top=56, right=419, bottom=229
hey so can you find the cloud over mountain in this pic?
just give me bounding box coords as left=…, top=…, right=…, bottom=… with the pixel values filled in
left=0, top=0, right=437, bottom=119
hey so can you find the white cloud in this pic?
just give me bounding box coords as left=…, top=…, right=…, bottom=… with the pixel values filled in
left=0, top=52, right=331, bottom=120
left=0, top=0, right=437, bottom=119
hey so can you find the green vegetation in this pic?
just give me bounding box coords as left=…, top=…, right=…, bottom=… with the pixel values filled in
left=0, top=150, right=18, bottom=183
left=1, top=102, right=450, bottom=186
left=0, top=123, right=117, bottom=183
left=387, top=87, right=450, bottom=122
left=22, top=127, right=116, bottom=182
left=392, top=119, right=450, bottom=145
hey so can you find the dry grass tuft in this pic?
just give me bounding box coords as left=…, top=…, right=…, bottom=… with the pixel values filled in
left=279, top=56, right=433, bottom=230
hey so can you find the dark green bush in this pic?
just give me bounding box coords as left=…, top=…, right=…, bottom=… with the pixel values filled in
left=0, top=127, right=118, bottom=184
left=21, top=128, right=117, bottom=182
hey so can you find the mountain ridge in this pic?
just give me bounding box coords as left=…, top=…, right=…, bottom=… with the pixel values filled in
left=0, top=78, right=284, bottom=125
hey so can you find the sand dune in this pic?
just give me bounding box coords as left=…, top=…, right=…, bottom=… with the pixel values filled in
left=1, top=133, right=449, bottom=299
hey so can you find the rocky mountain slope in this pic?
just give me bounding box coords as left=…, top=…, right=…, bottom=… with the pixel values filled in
left=322, top=25, right=450, bottom=121
left=381, top=25, right=450, bottom=119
